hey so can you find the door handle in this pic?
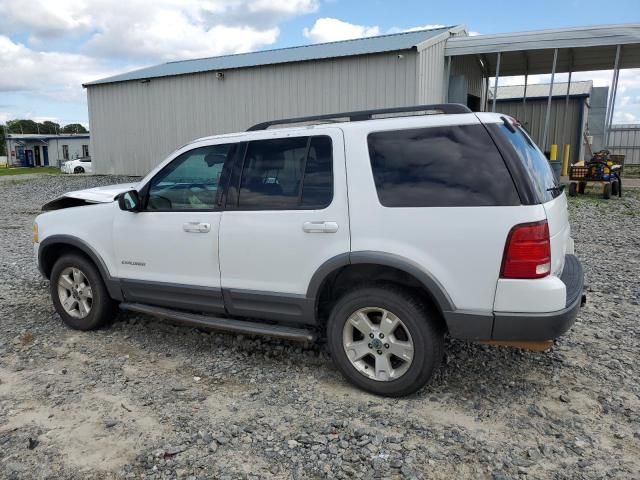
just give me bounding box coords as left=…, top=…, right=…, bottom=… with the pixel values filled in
left=183, top=222, right=211, bottom=233
left=303, top=221, right=339, bottom=233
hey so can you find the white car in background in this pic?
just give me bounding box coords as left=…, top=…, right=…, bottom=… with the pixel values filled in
left=61, top=157, right=92, bottom=174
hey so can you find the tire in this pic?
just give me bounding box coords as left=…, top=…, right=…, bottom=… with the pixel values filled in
left=611, top=180, right=619, bottom=197
left=603, top=182, right=611, bottom=199
left=578, top=182, right=586, bottom=194
left=74, top=166, right=85, bottom=174
left=568, top=182, right=577, bottom=197
left=50, top=253, right=117, bottom=331
left=327, top=284, right=444, bottom=397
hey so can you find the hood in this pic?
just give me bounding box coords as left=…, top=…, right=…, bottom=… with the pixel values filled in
left=42, top=183, right=138, bottom=211
left=64, top=183, right=138, bottom=203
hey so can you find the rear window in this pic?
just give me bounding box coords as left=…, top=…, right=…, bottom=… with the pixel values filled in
left=497, top=124, right=559, bottom=202
left=367, top=124, right=520, bottom=208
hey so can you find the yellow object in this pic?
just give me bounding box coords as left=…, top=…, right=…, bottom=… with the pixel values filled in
left=604, top=160, right=612, bottom=174
left=549, top=144, right=558, bottom=161
left=561, top=144, right=570, bottom=176
left=33, top=222, right=39, bottom=243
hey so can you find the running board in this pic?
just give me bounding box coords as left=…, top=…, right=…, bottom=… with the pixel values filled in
left=119, top=302, right=316, bottom=342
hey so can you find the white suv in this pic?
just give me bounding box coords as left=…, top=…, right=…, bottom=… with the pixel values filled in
left=33, top=104, right=585, bottom=396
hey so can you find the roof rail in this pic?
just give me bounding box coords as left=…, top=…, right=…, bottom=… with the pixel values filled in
left=247, top=103, right=472, bottom=131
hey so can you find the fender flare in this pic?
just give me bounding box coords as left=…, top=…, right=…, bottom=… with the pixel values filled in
left=306, top=251, right=455, bottom=314
left=38, top=234, right=123, bottom=301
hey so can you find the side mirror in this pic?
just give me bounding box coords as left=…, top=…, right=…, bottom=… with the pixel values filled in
left=118, top=190, right=141, bottom=212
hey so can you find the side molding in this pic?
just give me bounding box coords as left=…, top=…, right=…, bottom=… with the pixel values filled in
left=38, top=235, right=123, bottom=301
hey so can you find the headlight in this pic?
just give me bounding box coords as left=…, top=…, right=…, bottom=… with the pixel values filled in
left=33, top=222, right=39, bottom=243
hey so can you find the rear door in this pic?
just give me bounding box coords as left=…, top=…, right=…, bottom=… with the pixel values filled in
left=491, top=120, right=570, bottom=276
left=218, top=128, right=349, bottom=324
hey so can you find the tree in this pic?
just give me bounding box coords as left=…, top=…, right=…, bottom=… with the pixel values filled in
left=61, top=123, right=88, bottom=134
left=0, top=125, right=6, bottom=156
left=6, top=119, right=39, bottom=134
left=41, top=121, right=61, bottom=134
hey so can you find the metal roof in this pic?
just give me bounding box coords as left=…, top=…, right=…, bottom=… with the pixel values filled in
left=446, top=24, right=640, bottom=75
left=491, top=80, right=593, bottom=100
left=85, top=26, right=455, bottom=87
left=6, top=134, right=90, bottom=140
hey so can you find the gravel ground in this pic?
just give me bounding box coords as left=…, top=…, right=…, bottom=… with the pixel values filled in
left=1, top=175, right=639, bottom=480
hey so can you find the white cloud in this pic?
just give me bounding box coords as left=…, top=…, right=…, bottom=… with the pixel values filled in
left=303, top=18, right=380, bottom=43
left=0, top=0, right=319, bottom=124
left=387, top=24, right=445, bottom=34
left=0, top=35, right=120, bottom=100
left=1, top=0, right=319, bottom=61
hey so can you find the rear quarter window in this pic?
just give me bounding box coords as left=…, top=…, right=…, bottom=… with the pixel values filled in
left=495, top=124, right=559, bottom=203
left=367, top=124, right=520, bottom=207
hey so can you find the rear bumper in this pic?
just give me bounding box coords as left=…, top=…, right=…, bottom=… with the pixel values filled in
left=492, top=254, right=584, bottom=341
left=445, top=254, right=585, bottom=341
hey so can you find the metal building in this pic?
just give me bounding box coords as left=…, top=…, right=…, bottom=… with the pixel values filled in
left=491, top=81, right=607, bottom=163
left=5, top=134, right=90, bottom=167
left=85, top=26, right=472, bottom=175
left=85, top=23, right=640, bottom=175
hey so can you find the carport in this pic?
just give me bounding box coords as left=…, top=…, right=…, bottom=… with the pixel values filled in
left=445, top=24, right=640, bottom=152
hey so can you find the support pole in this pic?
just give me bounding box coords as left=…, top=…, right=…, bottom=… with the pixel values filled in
left=605, top=45, right=621, bottom=147
left=522, top=72, right=528, bottom=126
left=445, top=55, right=452, bottom=102
left=542, top=48, right=558, bottom=152
left=522, top=53, right=529, bottom=126
left=492, top=52, right=501, bottom=112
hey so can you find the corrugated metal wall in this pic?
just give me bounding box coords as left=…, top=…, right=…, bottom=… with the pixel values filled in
left=449, top=55, right=484, bottom=99
left=495, top=98, right=587, bottom=162
left=608, top=125, right=640, bottom=165
left=415, top=38, right=448, bottom=104
left=88, top=51, right=419, bottom=175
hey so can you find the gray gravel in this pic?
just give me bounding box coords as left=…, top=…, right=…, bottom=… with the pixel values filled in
left=1, top=174, right=639, bottom=480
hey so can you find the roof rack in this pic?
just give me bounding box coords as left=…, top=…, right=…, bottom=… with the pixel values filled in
left=247, top=103, right=472, bottom=131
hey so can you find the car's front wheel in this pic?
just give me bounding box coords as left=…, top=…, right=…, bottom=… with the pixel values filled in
left=74, top=166, right=85, bottom=174
left=50, top=253, right=116, bottom=330
left=327, top=284, right=444, bottom=397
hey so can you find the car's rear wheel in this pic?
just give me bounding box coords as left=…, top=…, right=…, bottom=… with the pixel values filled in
left=327, top=284, right=443, bottom=397
left=74, top=166, right=85, bottom=174
left=50, top=253, right=116, bottom=330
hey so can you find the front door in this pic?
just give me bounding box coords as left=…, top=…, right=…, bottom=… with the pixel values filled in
left=34, top=146, right=41, bottom=166
left=219, top=129, right=350, bottom=324
left=113, top=142, right=237, bottom=313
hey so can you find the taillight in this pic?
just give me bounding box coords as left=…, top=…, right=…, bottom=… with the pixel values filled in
left=500, top=220, right=551, bottom=279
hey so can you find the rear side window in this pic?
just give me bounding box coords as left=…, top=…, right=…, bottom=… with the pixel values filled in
left=367, top=125, right=520, bottom=207
left=497, top=124, right=559, bottom=203
left=238, top=135, right=333, bottom=210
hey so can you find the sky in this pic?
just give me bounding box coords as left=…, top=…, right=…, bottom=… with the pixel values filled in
left=1, top=0, right=639, bottom=128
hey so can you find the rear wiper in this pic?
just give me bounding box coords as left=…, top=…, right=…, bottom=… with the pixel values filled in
left=547, top=185, right=566, bottom=193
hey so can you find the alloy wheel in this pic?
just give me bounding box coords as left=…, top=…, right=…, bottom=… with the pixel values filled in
left=57, top=267, right=93, bottom=319
left=342, top=307, right=414, bottom=381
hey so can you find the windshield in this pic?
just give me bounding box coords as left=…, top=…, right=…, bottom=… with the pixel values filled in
left=498, top=123, right=560, bottom=202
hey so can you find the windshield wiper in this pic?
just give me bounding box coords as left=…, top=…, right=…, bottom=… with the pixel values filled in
left=547, top=185, right=566, bottom=193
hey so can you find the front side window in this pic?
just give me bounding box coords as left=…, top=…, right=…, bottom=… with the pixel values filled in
left=238, top=135, right=333, bottom=210
left=146, top=144, right=236, bottom=210
left=367, top=125, right=520, bottom=208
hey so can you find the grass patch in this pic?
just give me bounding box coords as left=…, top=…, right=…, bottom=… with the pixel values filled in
left=0, top=166, right=60, bottom=176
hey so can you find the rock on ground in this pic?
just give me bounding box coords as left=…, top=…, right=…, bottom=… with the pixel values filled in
left=0, top=175, right=639, bottom=479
